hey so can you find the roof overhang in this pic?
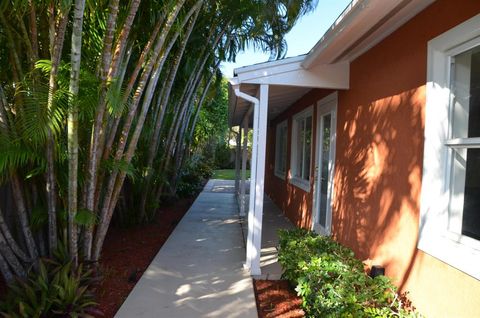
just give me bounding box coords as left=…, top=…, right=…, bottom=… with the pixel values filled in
left=235, top=55, right=350, bottom=89
left=228, top=56, right=349, bottom=127
left=228, top=0, right=437, bottom=127
left=302, top=0, right=436, bottom=67
left=228, top=82, right=313, bottom=128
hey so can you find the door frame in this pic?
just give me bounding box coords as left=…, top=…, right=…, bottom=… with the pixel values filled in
left=312, top=92, right=337, bottom=235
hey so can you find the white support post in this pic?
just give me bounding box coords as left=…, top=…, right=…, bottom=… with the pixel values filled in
left=248, top=84, right=268, bottom=275
left=234, top=128, right=241, bottom=196
left=232, top=84, right=268, bottom=276
left=240, top=115, right=249, bottom=217
left=246, top=103, right=259, bottom=272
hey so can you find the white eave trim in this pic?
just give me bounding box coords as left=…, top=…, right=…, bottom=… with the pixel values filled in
left=302, top=0, right=436, bottom=68
left=302, top=0, right=364, bottom=68
left=235, top=60, right=350, bottom=89
left=234, top=55, right=306, bottom=76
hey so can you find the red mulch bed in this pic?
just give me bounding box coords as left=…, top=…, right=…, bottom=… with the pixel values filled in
left=253, top=279, right=305, bottom=318
left=94, top=196, right=196, bottom=317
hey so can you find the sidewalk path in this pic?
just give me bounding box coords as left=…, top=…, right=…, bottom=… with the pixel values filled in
left=115, top=179, right=257, bottom=318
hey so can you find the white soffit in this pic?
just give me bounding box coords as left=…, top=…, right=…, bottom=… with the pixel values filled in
left=228, top=83, right=311, bottom=127
left=235, top=56, right=350, bottom=89
left=302, top=0, right=436, bottom=67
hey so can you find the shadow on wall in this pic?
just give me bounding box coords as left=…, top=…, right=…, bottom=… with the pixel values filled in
left=333, top=86, right=425, bottom=290
left=284, top=185, right=312, bottom=229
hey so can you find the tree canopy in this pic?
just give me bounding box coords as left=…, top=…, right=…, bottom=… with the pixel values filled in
left=0, top=0, right=318, bottom=284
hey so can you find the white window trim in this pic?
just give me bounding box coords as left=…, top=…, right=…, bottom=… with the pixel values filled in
left=419, top=13, right=480, bottom=280
left=274, top=120, right=288, bottom=180
left=290, top=106, right=313, bottom=192
left=312, top=92, right=337, bottom=236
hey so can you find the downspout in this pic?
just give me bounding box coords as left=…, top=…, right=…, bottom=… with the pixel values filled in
left=233, top=87, right=259, bottom=109
left=232, top=84, right=260, bottom=274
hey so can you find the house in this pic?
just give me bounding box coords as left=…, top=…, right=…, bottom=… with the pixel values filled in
left=228, top=0, right=480, bottom=316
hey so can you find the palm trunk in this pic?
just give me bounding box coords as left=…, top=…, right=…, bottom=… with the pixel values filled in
left=187, top=65, right=219, bottom=143
left=0, top=11, right=24, bottom=80
left=28, top=0, right=39, bottom=62
left=162, top=61, right=206, bottom=174
left=173, top=66, right=217, bottom=186
left=0, top=211, right=29, bottom=263
left=145, top=5, right=202, bottom=169
left=67, top=0, right=86, bottom=265
left=83, top=0, right=121, bottom=260
left=0, top=253, right=14, bottom=284
left=181, top=66, right=219, bottom=172
left=17, top=14, right=35, bottom=69
left=0, top=232, right=26, bottom=279
left=48, top=3, right=55, bottom=56
left=10, top=174, right=38, bottom=264
left=171, top=103, right=197, bottom=193
left=130, top=1, right=203, bottom=220
left=102, top=14, right=166, bottom=163
left=95, top=0, right=141, bottom=170
left=92, top=0, right=187, bottom=261
left=90, top=44, right=132, bottom=213
left=0, top=86, right=10, bottom=131
left=162, top=25, right=227, bottom=166
left=45, top=5, right=70, bottom=256
left=108, top=0, right=142, bottom=81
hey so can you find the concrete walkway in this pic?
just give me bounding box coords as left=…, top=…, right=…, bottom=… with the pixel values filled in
left=240, top=195, right=295, bottom=280
left=115, top=180, right=257, bottom=318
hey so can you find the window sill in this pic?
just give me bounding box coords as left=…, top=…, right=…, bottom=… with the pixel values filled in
left=289, top=177, right=311, bottom=193
left=274, top=171, right=286, bottom=180
left=418, top=229, right=480, bottom=280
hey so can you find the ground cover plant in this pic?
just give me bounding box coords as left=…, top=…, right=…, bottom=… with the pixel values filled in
left=278, top=229, right=421, bottom=318
left=0, top=246, right=98, bottom=317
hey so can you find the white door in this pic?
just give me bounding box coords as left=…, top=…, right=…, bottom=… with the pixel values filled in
left=313, top=93, right=337, bottom=235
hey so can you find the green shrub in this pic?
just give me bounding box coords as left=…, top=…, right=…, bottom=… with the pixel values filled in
left=214, top=143, right=233, bottom=169
left=176, top=154, right=213, bottom=198
left=0, top=250, right=99, bottom=318
left=278, top=229, right=422, bottom=318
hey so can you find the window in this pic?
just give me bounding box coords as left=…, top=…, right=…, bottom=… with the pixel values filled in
left=420, top=14, right=480, bottom=280
left=290, top=107, right=313, bottom=191
left=275, top=120, right=288, bottom=179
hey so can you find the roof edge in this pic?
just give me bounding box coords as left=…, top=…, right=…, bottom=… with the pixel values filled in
left=233, top=54, right=306, bottom=76
left=302, top=0, right=364, bottom=68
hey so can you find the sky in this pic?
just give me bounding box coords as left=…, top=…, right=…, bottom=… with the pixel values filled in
left=221, top=0, right=352, bottom=79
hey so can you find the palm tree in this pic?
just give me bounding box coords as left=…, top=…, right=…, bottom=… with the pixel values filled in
left=0, top=0, right=319, bottom=283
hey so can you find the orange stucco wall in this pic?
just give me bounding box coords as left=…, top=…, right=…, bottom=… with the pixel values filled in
left=265, top=89, right=334, bottom=228
left=264, top=1, right=480, bottom=317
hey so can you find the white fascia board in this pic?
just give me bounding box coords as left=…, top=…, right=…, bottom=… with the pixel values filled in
left=234, top=55, right=306, bottom=76
left=229, top=76, right=240, bottom=86
left=302, top=0, right=367, bottom=68
left=302, top=0, right=435, bottom=68
left=240, top=62, right=350, bottom=89
left=344, top=0, right=435, bottom=63
left=236, top=58, right=305, bottom=83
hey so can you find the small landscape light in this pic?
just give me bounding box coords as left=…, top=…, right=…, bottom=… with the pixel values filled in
left=369, top=265, right=385, bottom=278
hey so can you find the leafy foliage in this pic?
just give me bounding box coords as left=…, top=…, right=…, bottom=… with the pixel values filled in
left=0, top=0, right=319, bottom=293
left=193, top=78, right=229, bottom=155
left=176, top=154, right=213, bottom=198
left=278, top=229, right=422, bottom=318
left=213, top=142, right=232, bottom=169
left=0, top=247, right=99, bottom=318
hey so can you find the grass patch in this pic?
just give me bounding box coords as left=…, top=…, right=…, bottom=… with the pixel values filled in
left=212, top=169, right=250, bottom=180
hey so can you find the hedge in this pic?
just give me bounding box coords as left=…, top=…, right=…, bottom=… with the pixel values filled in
left=278, top=229, right=422, bottom=318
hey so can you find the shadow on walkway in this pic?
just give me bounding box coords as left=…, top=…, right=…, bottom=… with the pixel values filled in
left=115, top=179, right=257, bottom=318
